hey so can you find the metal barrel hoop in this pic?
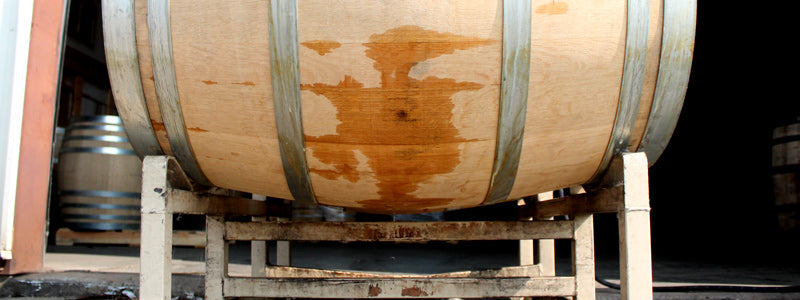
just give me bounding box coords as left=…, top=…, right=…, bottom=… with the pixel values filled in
left=101, top=0, right=163, bottom=158
left=148, top=0, right=212, bottom=185
left=636, top=0, right=696, bottom=164
left=269, top=0, right=318, bottom=205
left=588, top=0, right=650, bottom=184
left=482, top=0, right=533, bottom=205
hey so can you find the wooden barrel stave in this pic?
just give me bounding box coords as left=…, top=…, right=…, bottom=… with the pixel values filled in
left=104, top=0, right=695, bottom=214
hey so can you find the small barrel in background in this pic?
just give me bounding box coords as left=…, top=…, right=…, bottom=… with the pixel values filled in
left=57, top=115, right=142, bottom=231
left=772, top=119, right=800, bottom=232
left=52, top=126, right=65, bottom=164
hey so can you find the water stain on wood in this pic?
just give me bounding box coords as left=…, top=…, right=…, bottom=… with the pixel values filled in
left=151, top=121, right=165, bottom=131
left=401, top=286, right=429, bottom=297
left=536, top=1, right=569, bottom=15
left=301, top=40, right=342, bottom=55
left=233, top=81, right=256, bottom=86
left=187, top=127, right=208, bottom=133
left=302, top=25, right=491, bottom=213
left=368, top=285, right=382, bottom=297
left=201, top=80, right=218, bottom=85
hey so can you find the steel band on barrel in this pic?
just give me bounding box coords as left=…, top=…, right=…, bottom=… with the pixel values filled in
left=65, top=222, right=140, bottom=231
left=61, top=203, right=141, bottom=210
left=589, top=0, right=650, bottom=183
left=63, top=135, right=130, bottom=143
left=61, top=214, right=140, bottom=221
left=60, top=189, right=142, bottom=199
left=268, top=0, right=317, bottom=205
left=637, top=0, right=696, bottom=165
left=101, top=0, right=162, bottom=157
left=70, top=115, right=122, bottom=125
left=65, top=124, right=126, bottom=133
left=148, top=0, right=211, bottom=185
left=482, top=0, right=533, bottom=205
left=60, top=147, right=138, bottom=156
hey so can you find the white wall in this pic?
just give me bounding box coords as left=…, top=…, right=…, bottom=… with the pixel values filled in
left=0, top=0, right=35, bottom=260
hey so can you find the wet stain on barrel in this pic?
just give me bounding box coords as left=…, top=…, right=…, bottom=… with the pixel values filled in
left=233, top=81, right=256, bottom=86
left=151, top=121, right=165, bottom=131
left=536, top=1, right=569, bottom=15
left=302, top=25, right=491, bottom=213
left=201, top=80, right=218, bottom=85
left=302, top=40, right=342, bottom=55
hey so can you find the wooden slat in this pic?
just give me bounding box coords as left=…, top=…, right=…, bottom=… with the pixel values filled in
left=54, top=228, right=204, bottom=247
left=264, top=265, right=542, bottom=279
left=223, top=276, right=575, bottom=298
left=225, top=221, right=574, bottom=241
left=139, top=156, right=174, bottom=300
left=572, top=213, right=595, bottom=299
left=528, top=186, right=623, bottom=219
left=205, top=216, right=227, bottom=300
left=618, top=152, right=653, bottom=300
left=166, top=189, right=266, bottom=216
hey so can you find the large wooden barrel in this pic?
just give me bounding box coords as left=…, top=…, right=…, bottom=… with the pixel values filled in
left=102, top=0, right=696, bottom=214
left=57, top=116, right=143, bottom=230
left=772, top=121, right=800, bottom=231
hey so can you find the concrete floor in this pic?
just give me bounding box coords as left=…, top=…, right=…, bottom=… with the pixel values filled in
left=1, top=240, right=799, bottom=299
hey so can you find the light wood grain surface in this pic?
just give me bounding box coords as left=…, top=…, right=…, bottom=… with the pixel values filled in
left=124, top=0, right=673, bottom=213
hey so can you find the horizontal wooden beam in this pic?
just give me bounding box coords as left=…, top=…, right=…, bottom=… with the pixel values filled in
left=264, top=265, right=542, bottom=279
left=166, top=189, right=290, bottom=217
left=525, top=186, right=624, bottom=219
left=225, top=221, right=574, bottom=242
left=54, top=227, right=205, bottom=247
left=223, top=276, right=576, bottom=298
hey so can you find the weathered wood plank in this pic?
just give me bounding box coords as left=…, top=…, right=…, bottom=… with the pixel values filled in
left=264, top=265, right=542, bottom=279
left=572, top=213, right=595, bottom=300
left=534, top=192, right=556, bottom=277
left=139, top=156, right=173, bottom=300
left=226, top=221, right=574, bottom=242
left=619, top=152, right=653, bottom=300
left=205, top=216, right=227, bottom=300
left=529, top=186, right=623, bottom=219
left=223, top=276, right=576, bottom=298
left=55, top=228, right=204, bottom=247
left=166, top=189, right=267, bottom=216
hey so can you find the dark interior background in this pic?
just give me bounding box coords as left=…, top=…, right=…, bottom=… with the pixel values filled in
left=596, top=0, right=799, bottom=262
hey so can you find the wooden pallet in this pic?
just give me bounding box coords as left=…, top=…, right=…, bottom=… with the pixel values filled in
left=138, top=153, right=655, bottom=300
left=55, top=227, right=205, bottom=247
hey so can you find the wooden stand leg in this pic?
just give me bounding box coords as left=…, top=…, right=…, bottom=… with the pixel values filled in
left=275, top=217, right=291, bottom=266
left=519, top=238, right=534, bottom=266
left=618, top=152, right=653, bottom=300
left=251, top=194, right=267, bottom=277
left=535, top=192, right=556, bottom=276
left=206, top=216, right=227, bottom=300
left=140, top=156, right=173, bottom=300
left=572, top=213, right=595, bottom=300
left=518, top=197, right=534, bottom=266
